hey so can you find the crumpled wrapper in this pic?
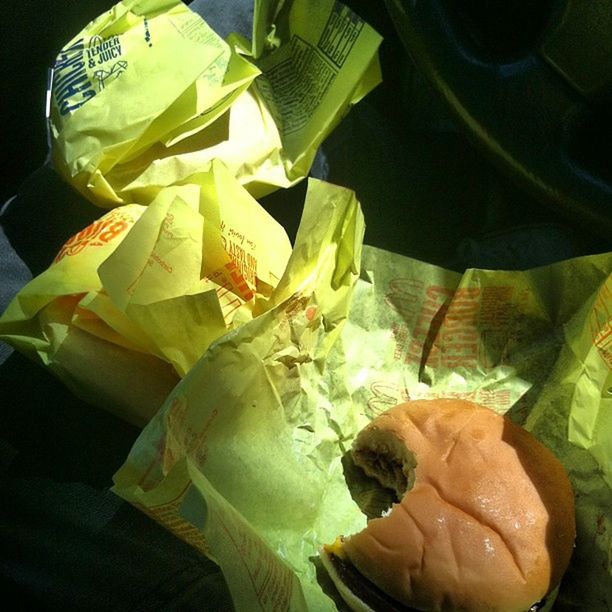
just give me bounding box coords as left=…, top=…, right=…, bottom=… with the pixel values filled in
left=114, top=179, right=366, bottom=611
left=112, top=210, right=612, bottom=611
left=0, top=161, right=293, bottom=426
left=50, top=0, right=382, bottom=208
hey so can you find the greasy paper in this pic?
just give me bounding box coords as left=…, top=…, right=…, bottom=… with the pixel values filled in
left=0, top=161, right=292, bottom=426
left=114, top=179, right=366, bottom=611
left=50, top=0, right=382, bottom=207
left=114, top=239, right=611, bottom=610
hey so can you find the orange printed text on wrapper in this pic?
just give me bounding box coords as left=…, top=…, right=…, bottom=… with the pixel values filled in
left=54, top=209, right=137, bottom=263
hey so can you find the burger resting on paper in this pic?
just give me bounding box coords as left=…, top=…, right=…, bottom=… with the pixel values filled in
left=320, top=399, right=576, bottom=612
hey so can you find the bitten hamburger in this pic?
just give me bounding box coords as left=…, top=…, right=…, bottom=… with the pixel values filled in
left=321, top=398, right=576, bottom=611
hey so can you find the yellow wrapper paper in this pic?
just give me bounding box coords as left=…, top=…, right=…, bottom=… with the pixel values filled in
left=51, top=0, right=260, bottom=207
left=244, top=0, right=383, bottom=197
left=50, top=0, right=382, bottom=207
left=114, top=178, right=366, bottom=611
left=0, top=161, right=292, bottom=426
left=114, top=238, right=611, bottom=610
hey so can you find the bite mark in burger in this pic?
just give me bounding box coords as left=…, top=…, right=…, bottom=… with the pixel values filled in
left=321, top=399, right=576, bottom=611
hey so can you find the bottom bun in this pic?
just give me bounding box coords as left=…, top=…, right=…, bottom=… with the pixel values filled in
left=320, top=542, right=406, bottom=611
left=320, top=545, right=552, bottom=612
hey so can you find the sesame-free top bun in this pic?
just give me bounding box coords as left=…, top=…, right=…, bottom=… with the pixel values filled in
left=333, top=398, right=576, bottom=611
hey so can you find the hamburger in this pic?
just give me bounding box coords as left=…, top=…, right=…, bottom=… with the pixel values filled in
left=320, top=399, right=576, bottom=611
